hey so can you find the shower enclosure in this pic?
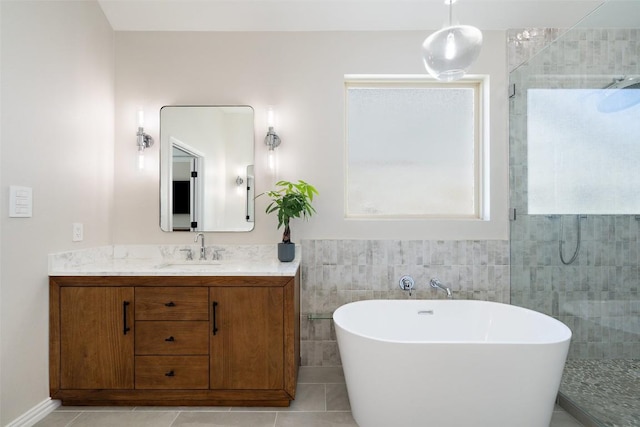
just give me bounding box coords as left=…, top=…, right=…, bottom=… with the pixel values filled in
left=509, top=1, right=640, bottom=426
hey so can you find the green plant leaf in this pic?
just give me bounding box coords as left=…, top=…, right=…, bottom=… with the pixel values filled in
left=257, top=180, right=319, bottom=242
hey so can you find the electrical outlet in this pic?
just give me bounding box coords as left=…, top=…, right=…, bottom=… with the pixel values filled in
left=72, top=223, right=83, bottom=242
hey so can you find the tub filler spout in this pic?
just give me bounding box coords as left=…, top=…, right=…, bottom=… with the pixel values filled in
left=430, top=278, right=452, bottom=299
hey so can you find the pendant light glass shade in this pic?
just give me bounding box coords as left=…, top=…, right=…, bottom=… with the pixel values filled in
left=422, top=25, right=483, bottom=81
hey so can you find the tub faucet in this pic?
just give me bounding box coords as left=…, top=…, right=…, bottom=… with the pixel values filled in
left=194, top=232, right=206, bottom=260
left=430, top=278, right=452, bottom=299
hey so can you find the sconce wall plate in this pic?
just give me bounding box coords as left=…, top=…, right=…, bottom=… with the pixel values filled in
left=264, top=127, right=281, bottom=150
left=137, top=127, right=154, bottom=150
left=264, top=106, right=281, bottom=174
left=136, top=110, right=154, bottom=169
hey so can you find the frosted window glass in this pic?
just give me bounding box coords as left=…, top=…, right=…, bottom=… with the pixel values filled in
left=528, top=89, right=640, bottom=214
left=346, top=86, right=478, bottom=217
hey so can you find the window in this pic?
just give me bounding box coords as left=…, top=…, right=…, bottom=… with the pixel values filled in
left=528, top=88, right=640, bottom=214
left=345, top=76, right=484, bottom=218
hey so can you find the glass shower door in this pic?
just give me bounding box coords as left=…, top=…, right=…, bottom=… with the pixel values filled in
left=509, top=3, right=640, bottom=425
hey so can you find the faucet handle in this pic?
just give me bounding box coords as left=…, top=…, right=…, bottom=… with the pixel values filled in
left=180, top=248, right=193, bottom=261
left=399, top=275, right=415, bottom=297
left=213, top=248, right=225, bottom=261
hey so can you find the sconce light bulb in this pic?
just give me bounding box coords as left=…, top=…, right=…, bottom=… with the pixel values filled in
left=445, top=31, right=457, bottom=60
left=268, top=149, right=276, bottom=172
left=137, top=150, right=145, bottom=170
left=267, top=106, right=276, bottom=128
left=137, top=109, right=145, bottom=128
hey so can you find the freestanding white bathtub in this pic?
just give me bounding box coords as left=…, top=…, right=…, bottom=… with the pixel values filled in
left=334, top=300, right=572, bottom=427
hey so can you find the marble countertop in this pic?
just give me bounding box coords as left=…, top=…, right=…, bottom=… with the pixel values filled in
left=48, top=245, right=300, bottom=277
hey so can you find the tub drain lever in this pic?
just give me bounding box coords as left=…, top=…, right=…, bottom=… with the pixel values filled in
left=399, top=275, right=415, bottom=296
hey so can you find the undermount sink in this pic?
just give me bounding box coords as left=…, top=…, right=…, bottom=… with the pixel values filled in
left=155, top=261, right=222, bottom=269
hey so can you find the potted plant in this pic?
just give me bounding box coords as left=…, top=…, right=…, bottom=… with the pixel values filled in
left=263, top=180, right=318, bottom=262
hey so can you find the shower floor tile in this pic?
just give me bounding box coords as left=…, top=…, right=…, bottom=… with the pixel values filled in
left=561, top=359, right=640, bottom=427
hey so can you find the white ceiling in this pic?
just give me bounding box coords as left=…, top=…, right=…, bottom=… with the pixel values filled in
left=97, top=0, right=608, bottom=32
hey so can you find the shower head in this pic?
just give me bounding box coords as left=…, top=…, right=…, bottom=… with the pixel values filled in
left=597, top=76, right=640, bottom=113
left=604, top=76, right=640, bottom=90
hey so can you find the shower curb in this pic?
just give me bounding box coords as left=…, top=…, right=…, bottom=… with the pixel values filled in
left=557, top=393, right=602, bottom=427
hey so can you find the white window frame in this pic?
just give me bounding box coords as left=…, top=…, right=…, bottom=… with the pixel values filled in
left=344, top=75, right=487, bottom=220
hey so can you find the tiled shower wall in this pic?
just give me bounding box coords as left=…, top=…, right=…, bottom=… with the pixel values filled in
left=509, top=28, right=640, bottom=359
left=299, top=239, right=509, bottom=366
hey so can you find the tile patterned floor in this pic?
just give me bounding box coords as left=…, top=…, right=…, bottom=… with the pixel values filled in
left=561, top=359, right=640, bottom=427
left=36, top=367, right=584, bottom=427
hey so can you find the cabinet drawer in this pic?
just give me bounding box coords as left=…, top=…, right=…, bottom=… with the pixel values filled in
left=135, top=321, right=209, bottom=355
left=135, top=356, right=209, bottom=389
left=136, top=287, right=208, bottom=321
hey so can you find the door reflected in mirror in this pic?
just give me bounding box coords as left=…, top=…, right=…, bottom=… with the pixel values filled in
left=160, top=106, right=255, bottom=232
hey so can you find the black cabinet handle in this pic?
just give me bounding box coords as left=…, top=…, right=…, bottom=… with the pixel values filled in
left=164, top=301, right=176, bottom=307
left=165, top=370, right=175, bottom=377
left=164, top=336, right=175, bottom=342
left=123, top=301, right=131, bottom=335
left=212, top=301, right=218, bottom=335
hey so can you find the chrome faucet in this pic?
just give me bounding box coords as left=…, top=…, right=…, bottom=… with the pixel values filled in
left=430, top=278, right=453, bottom=299
left=194, top=232, right=206, bottom=260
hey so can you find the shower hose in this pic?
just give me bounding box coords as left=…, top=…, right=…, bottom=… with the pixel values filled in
left=559, top=214, right=582, bottom=265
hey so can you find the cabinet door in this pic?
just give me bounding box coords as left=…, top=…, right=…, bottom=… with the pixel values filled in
left=60, top=287, right=134, bottom=389
left=210, top=286, right=284, bottom=390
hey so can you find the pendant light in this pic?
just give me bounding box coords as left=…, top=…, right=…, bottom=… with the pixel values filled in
left=422, top=0, right=483, bottom=82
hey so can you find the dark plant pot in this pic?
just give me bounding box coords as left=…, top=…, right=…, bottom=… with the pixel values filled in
left=278, top=242, right=296, bottom=262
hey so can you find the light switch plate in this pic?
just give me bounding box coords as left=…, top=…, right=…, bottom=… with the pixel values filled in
left=9, top=185, right=33, bottom=218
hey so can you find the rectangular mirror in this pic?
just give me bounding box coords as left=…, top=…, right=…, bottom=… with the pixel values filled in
left=160, top=106, right=255, bottom=232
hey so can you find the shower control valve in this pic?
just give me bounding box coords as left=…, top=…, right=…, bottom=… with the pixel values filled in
left=399, top=275, right=415, bottom=296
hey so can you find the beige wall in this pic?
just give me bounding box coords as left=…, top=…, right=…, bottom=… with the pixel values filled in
left=0, top=2, right=114, bottom=424
left=113, top=30, right=508, bottom=244
left=0, top=6, right=508, bottom=423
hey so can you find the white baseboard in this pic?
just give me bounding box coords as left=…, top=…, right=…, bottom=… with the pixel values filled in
left=6, top=398, right=61, bottom=427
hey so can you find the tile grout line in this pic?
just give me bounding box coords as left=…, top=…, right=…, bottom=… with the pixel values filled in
left=64, top=412, right=82, bottom=427
left=168, top=410, right=181, bottom=427
left=324, top=384, right=327, bottom=412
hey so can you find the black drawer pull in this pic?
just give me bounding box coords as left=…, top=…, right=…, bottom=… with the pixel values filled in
left=165, top=370, right=175, bottom=377
left=164, top=336, right=175, bottom=342
left=164, top=301, right=176, bottom=307
left=212, top=301, right=219, bottom=335
left=122, top=301, right=131, bottom=335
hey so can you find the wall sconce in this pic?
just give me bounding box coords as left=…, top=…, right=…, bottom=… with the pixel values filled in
left=136, top=109, right=154, bottom=169
left=264, top=106, right=281, bottom=172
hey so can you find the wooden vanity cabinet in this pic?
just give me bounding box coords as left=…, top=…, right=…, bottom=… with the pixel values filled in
left=58, top=287, right=134, bottom=390
left=49, top=272, right=300, bottom=407
left=134, top=287, right=210, bottom=390
left=210, top=286, right=284, bottom=390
